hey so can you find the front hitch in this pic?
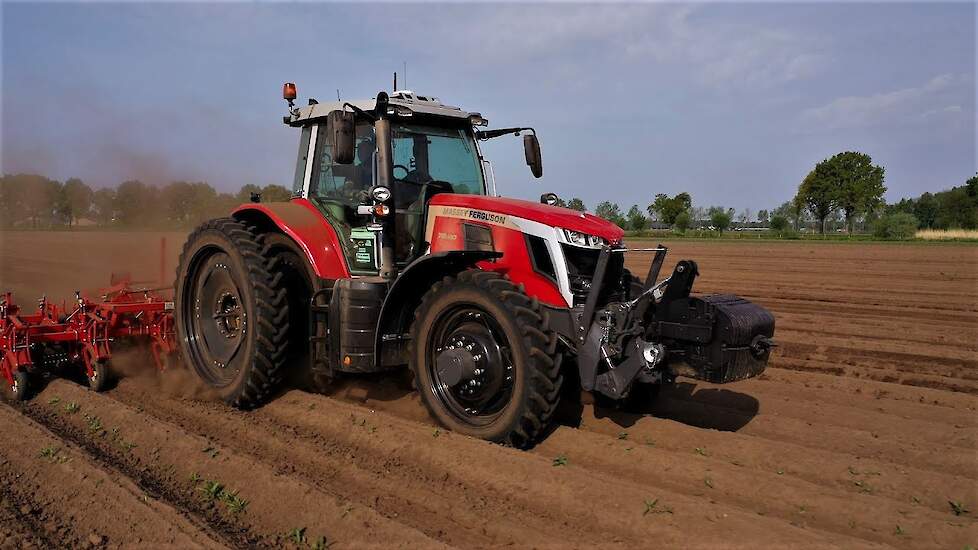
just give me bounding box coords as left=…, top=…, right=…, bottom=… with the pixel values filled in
left=575, top=245, right=776, bottom=401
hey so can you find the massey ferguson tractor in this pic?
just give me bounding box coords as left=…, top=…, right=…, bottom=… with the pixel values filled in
left=171, top=83, right=775, bottom=447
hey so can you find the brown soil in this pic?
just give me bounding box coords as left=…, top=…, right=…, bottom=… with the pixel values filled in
left=1, top=231, right=976, bottom=549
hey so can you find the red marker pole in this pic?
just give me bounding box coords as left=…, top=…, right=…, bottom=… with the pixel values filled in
left=159, top=237, right=167, bottom=286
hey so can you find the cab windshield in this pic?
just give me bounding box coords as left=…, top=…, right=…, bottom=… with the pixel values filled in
left=391, top=123, right=486, bottom=196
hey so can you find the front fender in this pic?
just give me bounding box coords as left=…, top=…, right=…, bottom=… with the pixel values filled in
left=232, top=198, right=350, bottom=279
left=375, top=250, right=502, bottom=367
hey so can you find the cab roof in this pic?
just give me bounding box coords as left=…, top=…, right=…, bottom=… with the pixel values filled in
left=287, top=90, right=482, bottom=127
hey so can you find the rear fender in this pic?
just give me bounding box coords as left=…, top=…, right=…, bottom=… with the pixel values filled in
left=375, top=250, right=501, bottom=368
left=232, top=198, right=350, bottom=279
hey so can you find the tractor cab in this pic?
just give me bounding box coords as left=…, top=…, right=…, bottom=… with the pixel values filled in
left=285, top=88, right=541, bottom=274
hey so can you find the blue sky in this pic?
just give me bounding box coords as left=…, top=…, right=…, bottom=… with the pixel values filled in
left=2, top=2, right=974, bottom=213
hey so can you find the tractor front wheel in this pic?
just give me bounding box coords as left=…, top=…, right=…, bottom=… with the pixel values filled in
left=175, top=218, right=289, bottom=408
left=411, top=270, right=562, bottom=448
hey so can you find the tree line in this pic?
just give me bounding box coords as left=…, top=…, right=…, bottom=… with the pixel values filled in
left=560, top=152, right=976, bottom=238
left=0, top=174, right=292, bottom=229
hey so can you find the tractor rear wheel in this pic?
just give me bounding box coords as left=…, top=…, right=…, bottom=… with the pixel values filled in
left=175, top=218, right=289, bottom=408
left=411, top=270, right=562, bottom=448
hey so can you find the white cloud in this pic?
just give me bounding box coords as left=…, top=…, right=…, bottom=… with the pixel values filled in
left=799, top=74, right=971, bottom=130
left=388, top=4, right=827, bottom=92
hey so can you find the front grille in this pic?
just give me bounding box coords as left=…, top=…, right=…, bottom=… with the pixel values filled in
left=561, top=244, right=624, bottom=306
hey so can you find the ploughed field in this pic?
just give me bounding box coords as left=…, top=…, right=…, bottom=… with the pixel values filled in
left=1, top=231, right=976, bottom=549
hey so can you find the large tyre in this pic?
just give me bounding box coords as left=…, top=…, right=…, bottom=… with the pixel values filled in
left=410, top=270, right=562, bottom=448
left=175, top=218, right=289, bottom=408
left=262, top=233, right=325, bottom=392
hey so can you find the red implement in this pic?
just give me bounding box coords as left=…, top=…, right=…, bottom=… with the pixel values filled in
left=0, top=278, right=176, bottom=400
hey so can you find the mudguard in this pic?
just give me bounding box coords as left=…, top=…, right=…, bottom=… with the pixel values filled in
left=232, top=198, right=350, bottom=279
left=374, top=250, right=502, bottom=367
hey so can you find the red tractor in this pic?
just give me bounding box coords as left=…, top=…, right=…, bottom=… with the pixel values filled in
left=174, top=84, right=775, bottom=447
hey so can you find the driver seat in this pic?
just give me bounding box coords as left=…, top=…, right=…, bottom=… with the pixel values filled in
left=399, top=181, right=454, bottom=262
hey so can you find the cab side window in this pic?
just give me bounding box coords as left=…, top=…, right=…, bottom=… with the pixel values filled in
left=311, top=122, right=376, bottom=207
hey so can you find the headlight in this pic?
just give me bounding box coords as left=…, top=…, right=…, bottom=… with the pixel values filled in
left=561, top=229, right=606, bottom=248
left=371, top=186, right=391, bottom=202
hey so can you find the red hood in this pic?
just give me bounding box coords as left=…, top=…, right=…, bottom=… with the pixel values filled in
left=430, top=194, right=624, bottom=242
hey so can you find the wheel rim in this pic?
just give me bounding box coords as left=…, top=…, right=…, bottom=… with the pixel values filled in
left=183, top=251, right=247, bottom=386
left=426, top=305, right=515, bottom=426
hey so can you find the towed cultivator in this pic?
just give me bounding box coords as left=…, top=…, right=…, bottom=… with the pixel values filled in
left=0, top=276, right=177, bottom=400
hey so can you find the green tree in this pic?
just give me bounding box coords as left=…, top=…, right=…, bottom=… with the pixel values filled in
left=708, top=206, right=733, bottom=234
left=648, top=192, right=692, bottom=225
left=566, top=198, right=586, bottom=212
left=92, top=188, right=116, bottom=225
left=115, top=180, right=160, bottom=226
left=828, top=152, right=886, bottom=234
left=0, top=175, right=28, bottom=228
left=674, top=211, right=691, bottom=234
left=19, top=175, right=61, bottom=228
left=60, top=178, right=93, bottom=226
left=912, top=192, right=938, bottom=229
left=874, top=212, right=918, bottom=240
left=626, top=204, right=649, bottom=231
left=769, top=214, right=789, bottom=235
left=595, top=201, right=625, bottom=227
left=757, top=209, right=769, bottom=225
left=261, top=184, right=293, bottom=202
left=797, top=168, right=836, bottom=235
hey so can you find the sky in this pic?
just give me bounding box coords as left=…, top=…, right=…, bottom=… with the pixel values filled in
left=1, top=2, right=975, bottom=213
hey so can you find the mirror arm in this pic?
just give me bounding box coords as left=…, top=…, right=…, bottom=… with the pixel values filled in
left=475, top=127, right=534, bottom=140
left=343, top=102, right=377, bottom=122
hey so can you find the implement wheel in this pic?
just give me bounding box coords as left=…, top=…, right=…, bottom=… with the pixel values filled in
left=411, top=270, right=562, bottom=448
left=175, top=218, right=289, bottom=408
left=86, top=359, right=110, bottom=392
left=9, top=370, right=29, bottom=402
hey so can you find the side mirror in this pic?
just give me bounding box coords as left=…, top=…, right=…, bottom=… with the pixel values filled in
left=540, top=193, right=559, bottom=206
left=329, top=110, right=355, bottom=164
left=523, top=133, right=543, bottom=178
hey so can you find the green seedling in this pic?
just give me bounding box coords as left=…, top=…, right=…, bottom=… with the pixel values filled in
left=84, top=414, right=103, bottom=433
left=894, top=525, right=905, bottom=536
left=221, top=490, right=249, bottom=514
left=288, top=527, right=307, bottom=545
left=199, top=480, right=224, bottom=502
left=704, top=477, right=714, bottom=489
left=38, top=446, right=68, bottom=464
left=39, top=446, right=57, bottom=460
left=432, top=429, right=441, bottom=438
left=201, top=445, right=219, bottom=458
left=341, top=504, right=354, bottom=518
left=617, top=431, right=628, bottom=440
left=63, top=402, right=80, bottom=414
left=694, top=447, right=708, bottom=456
left=643, top=498, right=673, bottom=516
left=949, top=500, right=970, bottom=516
left=47, top=397, right=60, bottom=405
left=189, top=472, right=201, bottom=483
left=552, top=454, right=568, bottom=467
left=311, top=536, right=334, bottom=550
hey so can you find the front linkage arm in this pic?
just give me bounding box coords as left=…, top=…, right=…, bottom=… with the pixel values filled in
left=574, top=245, right=775, bottom=401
